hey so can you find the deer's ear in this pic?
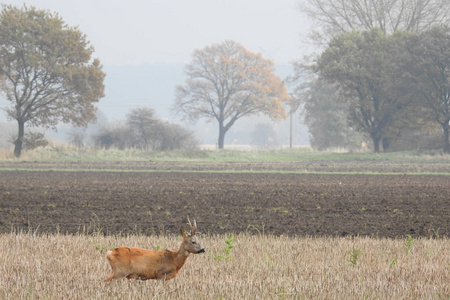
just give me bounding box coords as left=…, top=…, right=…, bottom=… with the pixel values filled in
left=180, top=226, right=188, bottom=237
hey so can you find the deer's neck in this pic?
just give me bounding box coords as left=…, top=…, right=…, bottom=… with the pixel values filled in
left=173, top=245, right=190, bottom=271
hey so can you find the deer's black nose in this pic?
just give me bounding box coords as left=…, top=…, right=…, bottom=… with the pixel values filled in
left=198, top=249, right=205, bottom=254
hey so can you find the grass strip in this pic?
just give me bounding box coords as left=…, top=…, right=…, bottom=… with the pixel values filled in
left=1, top=167, right=449, bottom=176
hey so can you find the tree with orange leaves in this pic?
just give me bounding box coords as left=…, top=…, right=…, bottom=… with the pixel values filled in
left=174, top=40, right=288, bottom=149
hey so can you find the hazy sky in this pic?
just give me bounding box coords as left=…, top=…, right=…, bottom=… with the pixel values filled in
left=1, top=0, right=312, bottom=145
left=4, top=0, right=311, bottom=66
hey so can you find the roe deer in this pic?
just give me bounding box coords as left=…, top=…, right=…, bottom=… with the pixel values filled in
left=104, top=219, right=205, bottom=281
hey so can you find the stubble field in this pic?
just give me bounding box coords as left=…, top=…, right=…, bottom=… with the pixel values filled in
left=0, top=156, right=449, bottom=299
left=0, top=233, right=448, bottom=299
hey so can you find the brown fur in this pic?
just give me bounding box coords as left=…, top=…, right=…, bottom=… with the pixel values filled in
left=104, top=220, right=204, bottom=281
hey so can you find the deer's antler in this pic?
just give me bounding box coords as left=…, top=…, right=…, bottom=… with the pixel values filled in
left=187, top=217, right=197, bottom=235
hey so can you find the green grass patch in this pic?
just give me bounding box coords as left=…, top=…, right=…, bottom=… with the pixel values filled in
left=0, top=167, right=449, bottom=176
left=2, top=146, right=450, bottom=163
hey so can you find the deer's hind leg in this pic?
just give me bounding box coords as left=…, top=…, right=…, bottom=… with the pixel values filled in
left=104, top=267, right=132, bottom=282
left=126, top=273, right=140, bottom=280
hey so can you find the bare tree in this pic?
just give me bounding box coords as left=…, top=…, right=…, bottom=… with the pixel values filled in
left=250, top=122, right=279, bottom=148
left=91, top=122, right=131, bottom=150
left=92, top=107, right=199, bottom=151
left=67, top=128, right=87, bottom=149
left=157, top=122, right=199, bottom=151
left=126, top=107, right=160, bottom=150
left=302, top=0, right=450, bottom=44
left=174, top=40, right=288, bottom=149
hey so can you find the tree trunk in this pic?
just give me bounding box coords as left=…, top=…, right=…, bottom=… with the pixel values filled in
left=372, top=135, right=381, bottom=153
left=14, top=120, right=25, bottom=158
left=382, top=137, right=390, bottom=152
left=443, top=124, right=450, bottom=154
left=218, top=124, right=226, bottom=149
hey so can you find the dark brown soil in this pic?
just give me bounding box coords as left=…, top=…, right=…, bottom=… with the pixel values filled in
left=1, top=170, right=448, bottom=238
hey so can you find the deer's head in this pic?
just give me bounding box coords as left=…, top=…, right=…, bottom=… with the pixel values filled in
left=181, top=218, right=205, bottom=254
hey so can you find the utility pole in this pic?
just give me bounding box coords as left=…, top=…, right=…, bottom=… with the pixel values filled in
left=286, top=92, right=299, bottom=149
left=288, top=94, right=298, bottom=149
left=290, top=107, right=293, bottom=149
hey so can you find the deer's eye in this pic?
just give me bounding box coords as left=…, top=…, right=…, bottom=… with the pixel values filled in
left=191, top=241, right=197, bottom=244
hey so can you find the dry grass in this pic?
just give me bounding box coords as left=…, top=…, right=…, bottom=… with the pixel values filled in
left=0, top=233, right=448, bottom=299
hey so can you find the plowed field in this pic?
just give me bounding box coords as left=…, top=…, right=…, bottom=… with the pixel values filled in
left=1, top=168, right=448, bottom=238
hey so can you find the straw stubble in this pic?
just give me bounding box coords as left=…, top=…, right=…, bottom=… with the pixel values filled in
left=0, top=233, right=448, bottom=299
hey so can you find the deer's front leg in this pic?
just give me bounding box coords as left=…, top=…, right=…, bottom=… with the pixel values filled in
left=156, top=266, right=177, bottom=280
